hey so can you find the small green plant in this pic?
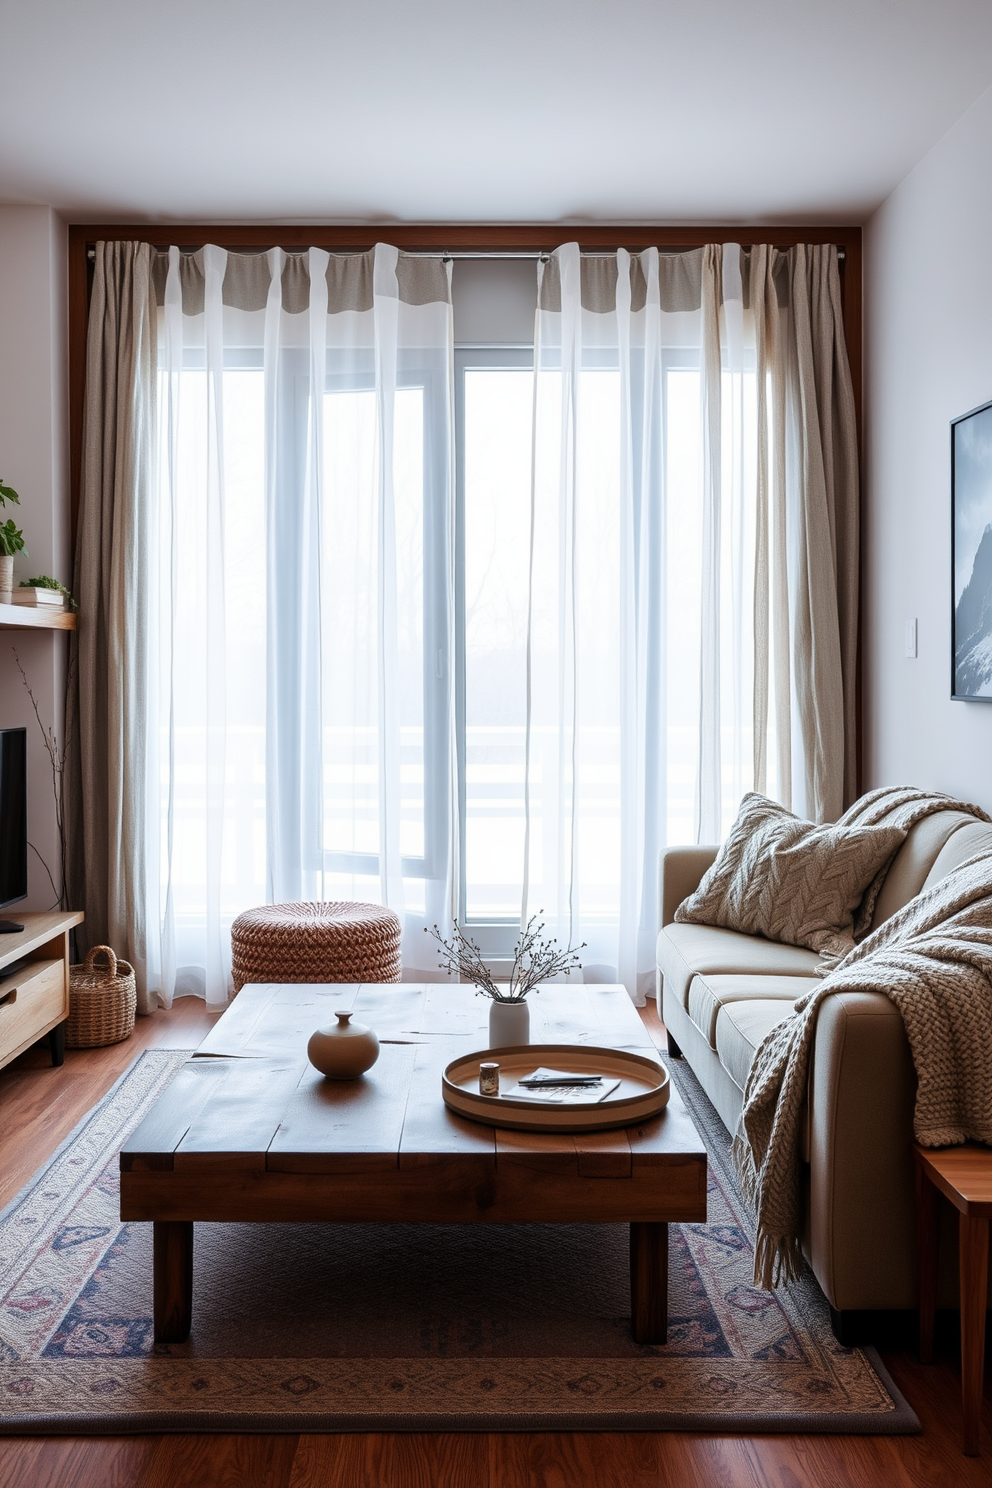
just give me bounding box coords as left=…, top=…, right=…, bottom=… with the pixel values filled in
left=0, top=478, right=26, bottom=560
left=20, top=575, right=75, bottom=609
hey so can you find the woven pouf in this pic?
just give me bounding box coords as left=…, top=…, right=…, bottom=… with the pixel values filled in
left=230, top=901, right=402, bottom=993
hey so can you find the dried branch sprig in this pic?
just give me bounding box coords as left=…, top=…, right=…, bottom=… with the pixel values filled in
left=426, top=921, right=502, bottom=999
left=426, top=914, right=584, bottom=1003
left=13, top=646, right=75, bottom=911
left=507, top=914, right=585, bottom=1000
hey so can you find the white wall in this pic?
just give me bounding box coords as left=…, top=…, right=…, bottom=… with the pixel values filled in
left=865, top=82, right=992, bottom=810
left=451, top=259, right=537, bottom=344
left=0, top=206, right=69, bottom=912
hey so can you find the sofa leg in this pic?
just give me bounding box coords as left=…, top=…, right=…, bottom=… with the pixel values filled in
left=830, top=1307, right=887, bottom=1346
left=830, top=1307, right=914, bottom=1348
left=830, top=1307, right=856, bottom=1345
left=666, top=1032, right=683, bottom=1060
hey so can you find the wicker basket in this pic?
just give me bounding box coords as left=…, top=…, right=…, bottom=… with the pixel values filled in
left=67, top=945, right=137, bottom=1049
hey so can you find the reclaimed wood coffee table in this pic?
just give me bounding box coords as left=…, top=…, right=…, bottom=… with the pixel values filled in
left=121, top=982, right=707, bottom=1346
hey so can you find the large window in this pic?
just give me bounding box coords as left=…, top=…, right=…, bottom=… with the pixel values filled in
left=137, top=241, right=856, bottom=1006
left=156, top=330, right=761, bottom=956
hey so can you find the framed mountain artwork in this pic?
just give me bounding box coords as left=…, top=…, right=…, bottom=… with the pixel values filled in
left=952, top=399, right=992, bottom=701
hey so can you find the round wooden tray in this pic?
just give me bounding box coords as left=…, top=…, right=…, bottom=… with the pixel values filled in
left=441, top=1043, right=670, bottom=1132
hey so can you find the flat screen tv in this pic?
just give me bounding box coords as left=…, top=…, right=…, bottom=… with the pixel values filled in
left=0, top=727, right=27, bottom=932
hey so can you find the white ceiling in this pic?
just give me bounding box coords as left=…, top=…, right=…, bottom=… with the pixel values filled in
left=2, top=0, right=992, bottom=224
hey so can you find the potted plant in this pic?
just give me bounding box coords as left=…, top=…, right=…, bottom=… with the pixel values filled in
left=0, top=479, right=26, bottom=602
left=18, top=576, right=76, bottom=609
left=427, top=914, right=584, bottom=1046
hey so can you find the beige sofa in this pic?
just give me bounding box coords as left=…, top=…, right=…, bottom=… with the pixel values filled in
left=657, top=807, right=992, bottom=1336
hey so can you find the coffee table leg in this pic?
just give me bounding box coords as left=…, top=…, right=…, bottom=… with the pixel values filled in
left=630, top=1221, right=668, bottom=1344
left=154, top=1221, right=193, bottom=1343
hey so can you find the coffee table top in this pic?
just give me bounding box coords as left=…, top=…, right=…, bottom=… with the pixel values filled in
left=122, top=982, right=706, bottom=1179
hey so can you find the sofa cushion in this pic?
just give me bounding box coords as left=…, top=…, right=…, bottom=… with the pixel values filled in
left=715, top=999, right=797, bottom=1093
left=657, top=922, right=822, bottom=1008
left=920, top=819, right=992, bottom=893
left=869, top=810, right=975, bottom=929
left=674, top=792, right=906, bottom=959
left=687, top=973, right=819, bottom=1048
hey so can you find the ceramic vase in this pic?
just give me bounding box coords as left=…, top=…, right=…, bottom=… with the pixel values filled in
left=489, top=997, right=530, bottom=1047
left=0, top=556, right=11, bottom=604
left=307, top=1010, right=380, bottom=1079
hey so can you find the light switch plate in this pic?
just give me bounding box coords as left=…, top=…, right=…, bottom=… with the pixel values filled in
left=904, top=618, right=918, bottom=659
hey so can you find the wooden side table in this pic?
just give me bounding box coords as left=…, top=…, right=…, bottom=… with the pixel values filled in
left=914, top=1143, right=992, bottom=1456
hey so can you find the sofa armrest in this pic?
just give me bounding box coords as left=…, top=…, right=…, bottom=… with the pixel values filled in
left=660, top=845, right=719, bottom=927
left=806, top=990, right=917, bottom=1311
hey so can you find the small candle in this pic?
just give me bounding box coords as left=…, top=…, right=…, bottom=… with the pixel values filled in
left=479, top=1061, right=500, bottom=1095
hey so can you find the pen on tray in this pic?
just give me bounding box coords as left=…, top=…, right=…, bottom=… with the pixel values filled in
left=517, top=1075, right=603, bottom=1088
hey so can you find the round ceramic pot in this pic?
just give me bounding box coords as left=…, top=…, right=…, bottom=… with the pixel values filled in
left=0, top=555, right=12, bottom=603
left=489, top=997, right=530, bottom=1047
left=307, top=1010, right=380, bottom=1079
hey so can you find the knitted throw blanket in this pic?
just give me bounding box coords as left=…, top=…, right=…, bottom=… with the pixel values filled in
left=838, top=785, right=992, bottom=939
left=732, top=786, right=992, bottom=1289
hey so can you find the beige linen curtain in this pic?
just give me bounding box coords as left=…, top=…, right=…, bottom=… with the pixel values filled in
left=67, top=241, right=157, bottom=1012
left=749, top=244, right=859, bottom=823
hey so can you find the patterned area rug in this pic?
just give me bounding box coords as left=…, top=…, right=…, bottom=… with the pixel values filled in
left=0, top=1048, right=919, bottom=1434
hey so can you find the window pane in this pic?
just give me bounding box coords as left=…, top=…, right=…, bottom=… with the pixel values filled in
left=395, top=387, right=426, bottom=863
left=156, top=366, right=267, bottom=928
left=320, top=387, right=378, bottom=859
left=320, top=384, right=426, bottom=870
left=525, top=364, right=624, bottom=929
left=665, top=365, right=703, bottom=844
left=462, top=364, right=626, bottom=924
left=463, top=368, right=532, bottom=919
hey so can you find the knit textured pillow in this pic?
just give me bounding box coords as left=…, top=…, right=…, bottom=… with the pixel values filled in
left=674, top=793, right=907, bottom=959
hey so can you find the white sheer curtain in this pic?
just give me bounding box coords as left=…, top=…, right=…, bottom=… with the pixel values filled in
left=522, top=243, right=857, bottom=1002
left=92, top=236, right=854, bottom=1011
left=147, top=244, right=455, bottom=1006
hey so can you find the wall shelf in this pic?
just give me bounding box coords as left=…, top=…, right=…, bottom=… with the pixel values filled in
left=0, top=601, right=75, bottom=631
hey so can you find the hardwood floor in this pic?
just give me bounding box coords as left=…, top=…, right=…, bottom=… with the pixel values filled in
left=0, top=996, right=988, bottom=1486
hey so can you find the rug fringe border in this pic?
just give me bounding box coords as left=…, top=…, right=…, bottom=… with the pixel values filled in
left=0, top=1048, right=193, bottom=1231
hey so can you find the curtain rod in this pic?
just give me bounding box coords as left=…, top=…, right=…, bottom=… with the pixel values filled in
left=442, top=248, right=845, bottom=263
left=86, top=245, right=846, bottom=263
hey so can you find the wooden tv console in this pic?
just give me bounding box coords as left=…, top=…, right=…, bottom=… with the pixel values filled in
left=0, top=911, right=84, bottom=1070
